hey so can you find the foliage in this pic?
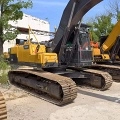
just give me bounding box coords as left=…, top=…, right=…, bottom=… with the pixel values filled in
left=106, top=0, right=120, bottom=21
left=0, top=72, right=8, bottom=84
left=3, top=25, right=20, bottom=40
left=0, top=55, right=9, bottom=84
left=87, top=22, right=99, bottom=42
left=0, top=55, right=9, bottom=70
left=0, top=0, right=33, bottom=54
left=87, top=13, right=114, bottom=42
left=85, top=1, right=120, bottom=41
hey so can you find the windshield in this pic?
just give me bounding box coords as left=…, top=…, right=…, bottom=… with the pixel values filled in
left=79, top=32, right=91, bottom=50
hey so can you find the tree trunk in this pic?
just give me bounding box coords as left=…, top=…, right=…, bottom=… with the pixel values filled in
left=0, top=39, right=3, bottom=55
left=0, top=2, right=4, bottom=55
left=0, top=24, right=3, bottom=55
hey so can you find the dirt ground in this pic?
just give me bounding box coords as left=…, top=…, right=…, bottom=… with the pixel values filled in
left=0, top=82, right=120, bottom=120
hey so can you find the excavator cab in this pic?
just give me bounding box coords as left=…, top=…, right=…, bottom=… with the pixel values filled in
left=64, top=24, right=93, bottom=67
left=16, top=38, right=27, bottom=45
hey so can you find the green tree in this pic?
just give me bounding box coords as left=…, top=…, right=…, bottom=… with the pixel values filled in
left=87, top=13, right=114, bottom=42
left=106, top=0, right=120, bottom=21
left=87, top=22, right=99, bottom=42
left=0, top=0, right=33, bottom=55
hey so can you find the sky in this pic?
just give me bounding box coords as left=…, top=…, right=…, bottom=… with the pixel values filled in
left=23, top=0, right=109, bottom=32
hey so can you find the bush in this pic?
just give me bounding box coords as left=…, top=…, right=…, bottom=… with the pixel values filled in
left=0, top=55, right=9, bottom=70
left=0, top=73, right=8, bottom=84
left=0, top=55, right=9, bottom=85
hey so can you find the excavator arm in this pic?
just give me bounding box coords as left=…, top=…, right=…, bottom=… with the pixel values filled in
left=98, top=20, right=120, bottom=61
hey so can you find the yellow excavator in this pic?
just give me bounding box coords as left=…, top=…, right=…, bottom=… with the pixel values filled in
left=92, top=20, right=120, bottom=62
left=7, top=0, right=113, bottom=105
left=91, top=20, right=120, bottom=82
left=0, top=91, right=7, bottom=119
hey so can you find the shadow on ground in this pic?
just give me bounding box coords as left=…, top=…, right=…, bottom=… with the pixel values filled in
left=78, top=89, right=120, bottom=103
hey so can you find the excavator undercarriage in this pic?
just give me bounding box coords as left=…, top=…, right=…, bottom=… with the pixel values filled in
left=8, top=66, right=113, bottom=105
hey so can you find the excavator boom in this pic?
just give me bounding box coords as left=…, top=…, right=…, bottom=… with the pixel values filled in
left=52, top=0, right=103, bottom=53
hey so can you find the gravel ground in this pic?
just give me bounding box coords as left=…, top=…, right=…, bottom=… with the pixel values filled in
left=0, top=82, right=120, bottom=120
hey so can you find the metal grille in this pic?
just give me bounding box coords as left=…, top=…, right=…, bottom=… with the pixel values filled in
left=80, top=50, right=93, bottom=61
left=65, top=48, right=93, bottom=67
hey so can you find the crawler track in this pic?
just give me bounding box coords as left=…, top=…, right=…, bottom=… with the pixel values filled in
left=69, top=67, right=113, bottom=90
left=8, top=69, right=77, bottom=106
left=90, top=64, right=120, bottom=82
left=82, top=69, right=113, bottom=90
left=0, top=91, right=7, bottom=120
